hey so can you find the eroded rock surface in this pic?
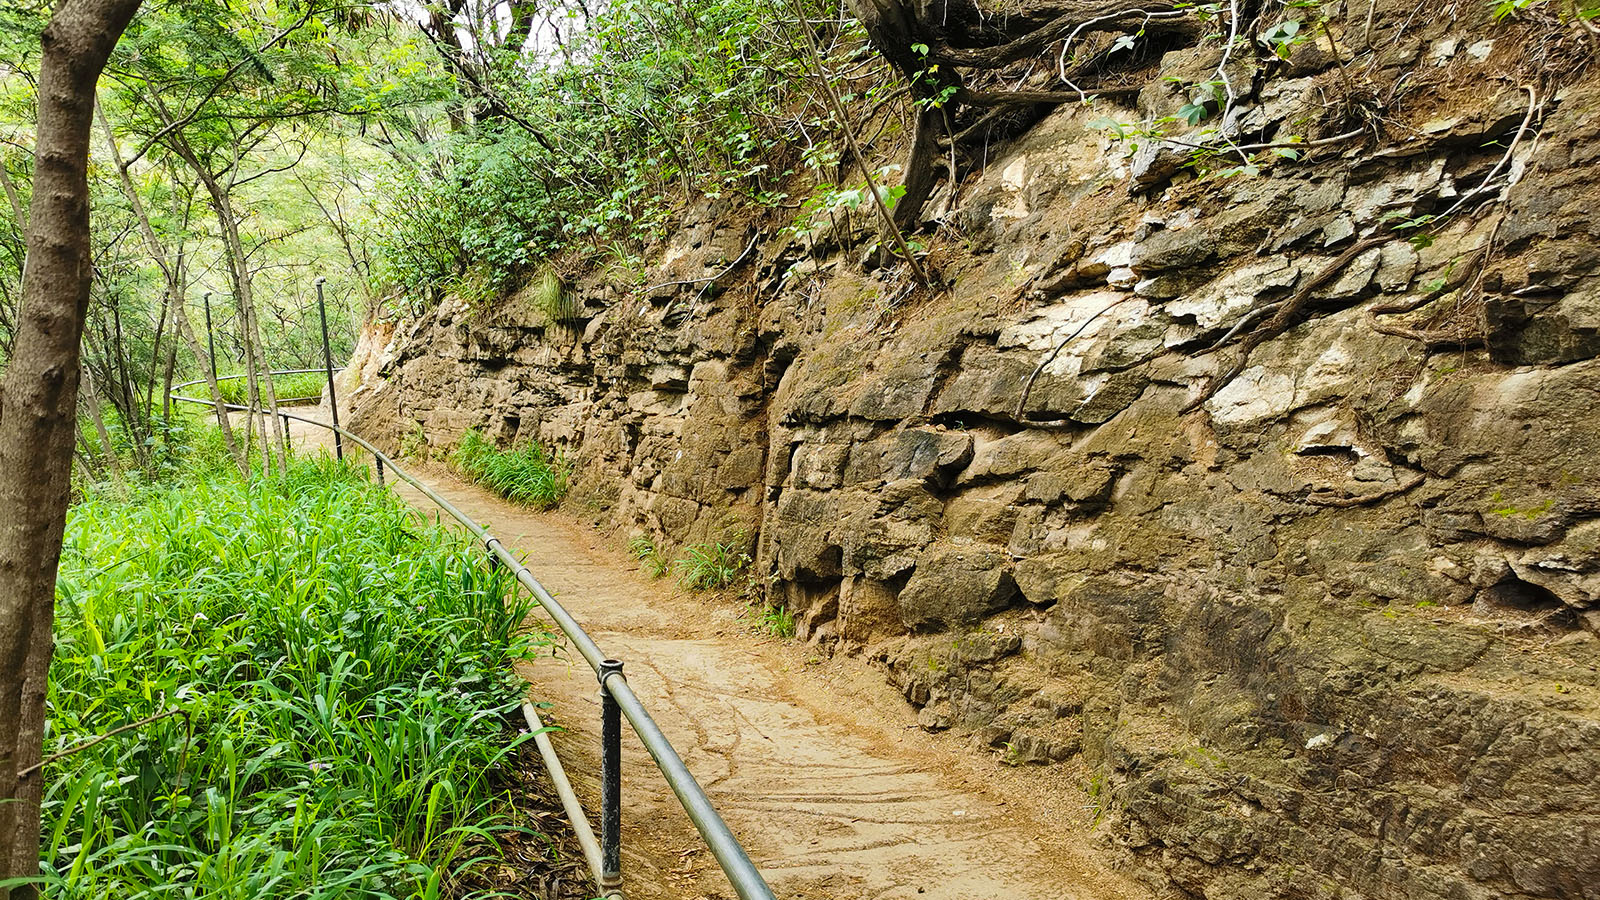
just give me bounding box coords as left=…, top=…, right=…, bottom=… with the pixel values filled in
left=349, top=7, right=1600, bottom=898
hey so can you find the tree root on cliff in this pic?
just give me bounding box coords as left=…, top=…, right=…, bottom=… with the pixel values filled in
left=1014, top=294, right=1140, bottom=422
left=1184, top=87, right=1539, bottom=415
left=1182, top=232, right=1392, bottom=414
left=1367, top=218, right=1501, bottom=350
left=1304, top=471, right=1426, bottom=508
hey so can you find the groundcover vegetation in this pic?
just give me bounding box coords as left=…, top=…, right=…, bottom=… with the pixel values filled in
left=212, top=371, right=331, bottom=407
left=43, top=456, right=549, bottom=898
left=451, top=430, right=570, bottom=510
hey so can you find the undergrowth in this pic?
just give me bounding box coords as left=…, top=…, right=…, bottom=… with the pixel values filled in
left=44, top=457, right=549, bottom=898
left=746, top=599, right=796, bottom=640
left=673, top=537, right=751, bottom=592
left=633, top=531, right=794, bottom=637
left=451, top=429, right=570, bottom=509
left=213, top=371, right=329, bottom=406
left=627, top=536, right=671, bottom=579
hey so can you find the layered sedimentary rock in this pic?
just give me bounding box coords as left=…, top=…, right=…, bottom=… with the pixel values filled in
left=349, top=7, right=1600, bottom=897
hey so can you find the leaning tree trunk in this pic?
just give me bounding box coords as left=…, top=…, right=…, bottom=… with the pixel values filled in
left=844, top=0, right=960, bottom=234
left=0, top=0, right=145, bottom=896
left=203, top=170, right=285, bottom=473
left=96, top=104, right=248, bottom=476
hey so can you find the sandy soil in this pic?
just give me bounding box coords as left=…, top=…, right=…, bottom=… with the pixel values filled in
left=288, top=405, right=1152, bottom=900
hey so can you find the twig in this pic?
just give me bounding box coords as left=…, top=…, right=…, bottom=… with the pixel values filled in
left=639, top=236, right=759, bottom=296
left=19, top=708, right=187, bottom=779
left=1015, top=295, right=1139, bottom=420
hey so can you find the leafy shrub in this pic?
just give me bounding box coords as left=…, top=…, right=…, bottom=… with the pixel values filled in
left=369, top=0, right=847, bottom=301
left=44, top=457, right=547, bottom=898
left=452, top=428, right=570, bottom=509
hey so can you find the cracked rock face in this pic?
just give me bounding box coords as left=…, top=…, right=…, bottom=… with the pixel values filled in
left=350, top=6, right=1600, bottom=898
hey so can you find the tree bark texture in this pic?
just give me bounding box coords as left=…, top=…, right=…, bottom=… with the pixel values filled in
left=0, top=0, right=144, bottom=895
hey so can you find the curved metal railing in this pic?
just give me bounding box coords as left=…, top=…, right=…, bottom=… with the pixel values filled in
left=170, top=372, right=778, bottom=900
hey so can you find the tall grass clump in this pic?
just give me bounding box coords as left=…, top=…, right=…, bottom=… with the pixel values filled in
left=451, top=429, right=570, bottom=509
left=43, top=457, right=548, bottom=899
left=214, top=370, right=329, bottom=406
left=673, top=536, right=751, bottom=592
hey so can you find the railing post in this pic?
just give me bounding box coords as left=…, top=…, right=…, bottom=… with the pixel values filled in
left=315, top=277, right=343, bottom=461
left=599, top=659, right=625, bottom=892
left=201, top=291, right=217, bottom=381
left=375, top=454, right=385, bottom=485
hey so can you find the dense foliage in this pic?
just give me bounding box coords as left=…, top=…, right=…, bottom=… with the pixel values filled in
left=450, top=429, right=570, bottom=509
left=212, top=371, right=328, bottom=406
left=370, top=0, right=852, bottom=303
left=44, top=458, right=547, bottom=898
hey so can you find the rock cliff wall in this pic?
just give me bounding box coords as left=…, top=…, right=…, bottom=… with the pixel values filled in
left=348, top=5, right=1600, bottom=897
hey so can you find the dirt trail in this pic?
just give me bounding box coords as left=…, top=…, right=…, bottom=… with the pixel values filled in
left=288, top=405, right=1150, bottom=900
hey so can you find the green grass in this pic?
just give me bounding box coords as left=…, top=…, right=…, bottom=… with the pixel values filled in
left=41, top=456, right=550, bottom=899
left=673, top=538, right=750, bottom=592
left=451, top=429, right=570, bottom=509
left=214, top=371, right=329, bottom=406
left=745, top=600, right=796, bottom=639
left=626, top=536, right=670, bottom=579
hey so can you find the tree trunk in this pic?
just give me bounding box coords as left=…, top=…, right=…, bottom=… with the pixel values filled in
left=893, top=106, right=941, bottom=234
left=0, top=1, right=144, bottom=895
left=204, top=166, right=285, bottom=473
left=96, top=103, right=248, bottom=475
left=80, top=368, right=127, bottom=487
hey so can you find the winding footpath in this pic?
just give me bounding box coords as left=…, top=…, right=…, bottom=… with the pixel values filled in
left=290, top=404, right=1150, bottom=900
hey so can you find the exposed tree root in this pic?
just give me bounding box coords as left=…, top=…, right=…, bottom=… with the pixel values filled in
left=1306, top=472, right=1426, bottom=507
left=1184, top=233, right=1391, bottom=413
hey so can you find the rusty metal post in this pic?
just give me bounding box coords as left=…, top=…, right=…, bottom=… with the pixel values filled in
left=599, top=659, right=625, bottom=892
left=315, top=277, right=343, bottom=461
left=203, top=291, right=217, bottom=385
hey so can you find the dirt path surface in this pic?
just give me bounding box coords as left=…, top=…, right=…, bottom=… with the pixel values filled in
left=289, top=406, right=1150, bottom=900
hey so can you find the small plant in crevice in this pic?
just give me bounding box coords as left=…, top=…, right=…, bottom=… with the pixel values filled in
left=1085, top=771, right=1108, bottom=827
left=451, top=428, right=571, bottom=509
left=400, top=419, right=433, bottom=461
left=627, top=535, right=671, bottom=579
left=673, top=535, right=751, bottom=592
left=738, top=566, right=796, bottom=639
left=746, top=599, right=797, bottom=639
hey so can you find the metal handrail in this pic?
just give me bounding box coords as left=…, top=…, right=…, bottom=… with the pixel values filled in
left=169, top=379, right=778, bottom=900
